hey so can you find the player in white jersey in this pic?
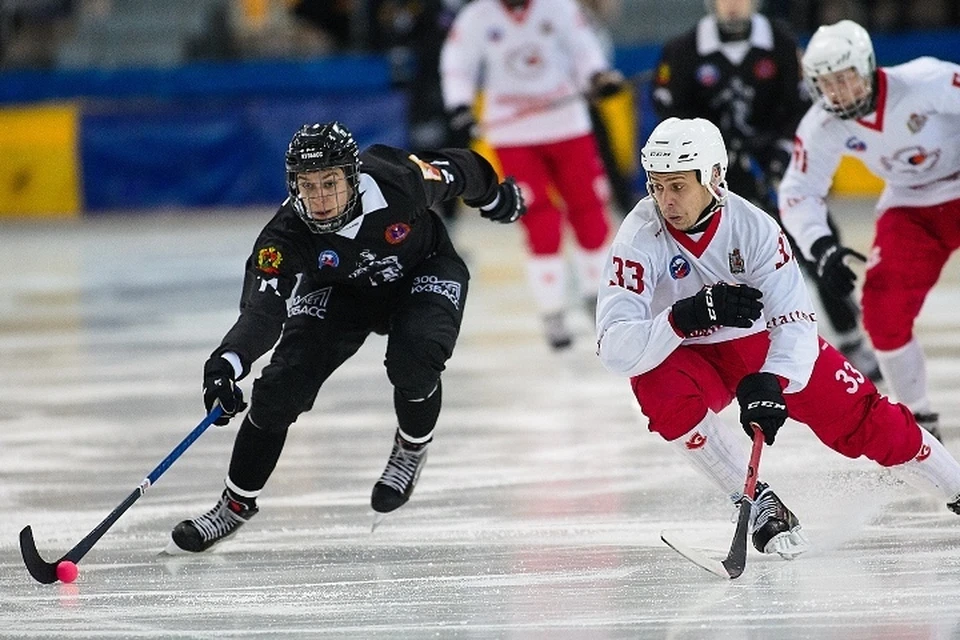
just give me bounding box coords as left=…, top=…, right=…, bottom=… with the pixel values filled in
left=597, top=117, right=960, bottom=559
left=440, top=0, right=624, bottom=350
left=778, top=20, right=960, bottom=441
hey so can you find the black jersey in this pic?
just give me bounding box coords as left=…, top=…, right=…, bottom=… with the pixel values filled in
left=651, top=14, right=809, bottom=148
left=217, top=144, right=499, bottom=373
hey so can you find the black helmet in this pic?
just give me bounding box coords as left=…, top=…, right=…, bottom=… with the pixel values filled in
left=285, top=122, right=362, bottom=234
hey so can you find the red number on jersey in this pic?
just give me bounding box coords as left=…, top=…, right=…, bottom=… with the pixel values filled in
left=774, top=231, right=793, bottom=269
left=610, top=256, right=644, bottom=293
left=793, top=135, right=808, bottom=173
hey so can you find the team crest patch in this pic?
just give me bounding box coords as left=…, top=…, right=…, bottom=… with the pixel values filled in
left=845, top=137, right=867, bottom=152
left=318, top=250, right=339, bottom=269
left=657, top=63, right=671, bottom=85
left=753, top=58, right=776, bottom=81
left=256, top=246, right=282, bottom=275
left=385, top=222, right=411, bottom=245
left=907, top=113, right=928, bottom=134
left=696, top=64, right=719, bottom=87
left=728, top=248, right=745, bottom=274
left=408, top=154, right=443, bottom=181
left=669, top=255, right=691, bottom=279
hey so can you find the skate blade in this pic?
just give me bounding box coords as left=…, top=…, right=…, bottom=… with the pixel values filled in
left=159, top=538, right=198, bottom=556
left=371, top=512, right=389, bottom=533
left=767, top=527, right=812, bottom=560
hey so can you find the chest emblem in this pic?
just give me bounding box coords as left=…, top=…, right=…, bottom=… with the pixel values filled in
left=728, top=248, right=745, bottom=274
left=318, top=250, right=340, bottom=269
left=753, top=58, right=776, bottom=81
left=385, top=222, right=411, bottom=245
left=669, top=255, right=691, bottom=280
left=907, top=113, right=928, bottom=134
left=695, top=64, right=720, bottom=88
left=845, top=137, right=867, bottom=152
left=256, top=246, right=282, bottom=275
left=880, top=145, right=941, bottom=175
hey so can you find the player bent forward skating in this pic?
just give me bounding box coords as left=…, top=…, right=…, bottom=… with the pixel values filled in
left=596, top=117, right=960, bottom=558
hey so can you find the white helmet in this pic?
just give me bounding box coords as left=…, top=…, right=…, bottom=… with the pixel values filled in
left=801, top=20, right=876, bottom=119
left=641, top=117, right=728, bottom=203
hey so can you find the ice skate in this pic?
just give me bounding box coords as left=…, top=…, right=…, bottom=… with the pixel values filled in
left=543, top=311, right=573, bottom=351
left=750, top=482, right=810, bottom=560
left=839, top=338, right=882, bottom=382
left=371, top=431, right=429, bottom=530
left=165, top=489, right=258, bottom=554
left=914, top=412, right=942, bottom=443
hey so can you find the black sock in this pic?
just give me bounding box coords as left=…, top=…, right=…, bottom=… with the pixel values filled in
left=394, top=380, right=442, bottom=441
left=227, top=415, right=289, bottom=493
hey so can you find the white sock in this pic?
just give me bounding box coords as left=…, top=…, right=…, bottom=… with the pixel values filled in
left=876, top=338, right=932, bottom=413
left=891, top=428, right=960, bottom=503
left=526, top=254, right=567, bottom=314
left=572, top=246, right=608, bottom=299
left=671, top=411, right=751, bottom=503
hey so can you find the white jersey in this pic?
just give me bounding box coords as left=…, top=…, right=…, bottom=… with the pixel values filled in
left=780, top=57, right=960, bottom=259
left=440, top=0, right=610, bottom=146
left=596, top=193, right=819, bottom=393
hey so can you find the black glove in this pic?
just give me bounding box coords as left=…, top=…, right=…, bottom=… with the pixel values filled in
left=671, top=283, right=763, bottom=335
left=736, top=372, right=788, bottom=445
left=478, top=176, right=526, bottom=224
left=448, top=105, right=477, bottom=148
left=203, top=356, right=247, bottom=426
left=810, top=236, right=867, bottom=298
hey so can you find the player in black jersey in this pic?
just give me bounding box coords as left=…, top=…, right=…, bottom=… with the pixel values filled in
left=651, top=0, right=880, bottom=380
left=166, top=121, right=525, bottom=552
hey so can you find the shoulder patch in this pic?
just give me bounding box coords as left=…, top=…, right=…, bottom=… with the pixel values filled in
left=257, top=246, right=283, bottom=275
left=408, top=154, right=443, bottom=181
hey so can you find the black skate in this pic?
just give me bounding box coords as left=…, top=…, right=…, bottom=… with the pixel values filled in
left=371, top=431, right=429, bottom=527
left=166, top=489, right=258, bottom=554
left=543, top=311, right=572, bottom=351
left=914, top=412, right=942, bottom=443
left=750, top=482, right=810, bottom=559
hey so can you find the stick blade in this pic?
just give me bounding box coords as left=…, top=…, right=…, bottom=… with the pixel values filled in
left=720, top=500, right=753, bottom=579
left=19, top=526, right=60, bottom=584
left=660, top=531, right=734, bottom=579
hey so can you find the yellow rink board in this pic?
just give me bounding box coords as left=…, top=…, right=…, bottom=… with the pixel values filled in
left=0, top=103, right=81, bottom=217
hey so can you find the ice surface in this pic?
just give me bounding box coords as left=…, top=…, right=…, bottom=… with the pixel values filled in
left=2, top=201, right=960, bottom=639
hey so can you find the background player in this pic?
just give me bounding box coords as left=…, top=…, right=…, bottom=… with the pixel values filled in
left=779, top=20, right=960, bottom=441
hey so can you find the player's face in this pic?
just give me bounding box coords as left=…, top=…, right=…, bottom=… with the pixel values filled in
left=296, top=168, right=353, bottom=220
left=713, top=0, right=753, bottom=22
left=648, top=171, right=713, bottom=231
left=811, top=67, right=871, bottom=115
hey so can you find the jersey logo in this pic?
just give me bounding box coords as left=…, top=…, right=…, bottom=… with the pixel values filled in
left=880, top=145, right=941, bottom=175
left=289, top=286, right=332, bottom=320
left=907, top=113, right=928, bottom=134
left=728, top=248, right=745, bottom=274
left=408, top=154, right=443, bottom=181
left=318, top=250, right=339, bottom=269
left=845, top=137, right=866, bottom=152
left=385, top=222, right=411, bottom=245
left=411, top=275, right=462, bottom=310
left=669, top=255, right=691, bottom=279
left=656, top=62, right=671, bottom=85
left=753, top=58, right=776, bottom=81
left=684, top=431, right=706, bottom=450
left=695, top=64, right=720, bottom=87
left=256, top=247, right=282, bottom=275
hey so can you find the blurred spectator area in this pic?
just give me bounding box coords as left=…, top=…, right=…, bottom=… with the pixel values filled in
left=2, top=0, right=960, bottom=70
